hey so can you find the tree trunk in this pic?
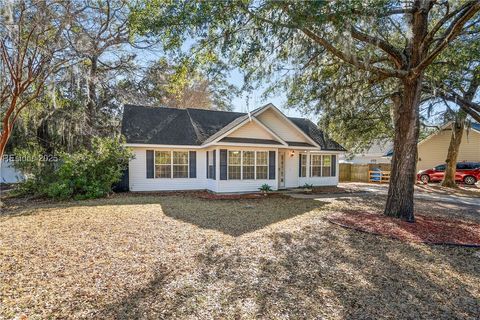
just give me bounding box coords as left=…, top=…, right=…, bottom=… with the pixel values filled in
left=441, top=115, right=465, bottom=188
left=86, top=56, right=98, bottom=135
left=384, top=78, right=422, bottom=222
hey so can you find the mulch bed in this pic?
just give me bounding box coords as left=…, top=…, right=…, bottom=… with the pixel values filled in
left=328, top=211, right=480, bottom=247
left=301, top=186, right=362, bottom=195
left=127, top=190, right=288, bottom=200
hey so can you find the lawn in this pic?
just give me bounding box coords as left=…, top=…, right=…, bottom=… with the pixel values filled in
left=1, top=193, right=479, bottom=319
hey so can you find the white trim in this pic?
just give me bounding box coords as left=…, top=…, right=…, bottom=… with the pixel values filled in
left=153, top=150, right=190, bottom=179
left=205, top=106, right=288, bottom=146
left=253, top=104, right=321, bottom=148
left=127, top=143, right=203, bottom=149
left=251, top=118, right=288, bottom=146
left=202, top=103, right=321, bottom=149
left=213, top=142, right=283, bottom=148
left=226, top=149, right=270, bottom=181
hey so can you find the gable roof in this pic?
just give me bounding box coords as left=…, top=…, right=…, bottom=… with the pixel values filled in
left=121, top=104, right=345, bottom=151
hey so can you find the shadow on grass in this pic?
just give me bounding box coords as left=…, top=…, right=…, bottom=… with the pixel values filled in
left=160, top=197, right=323, bottom=237
left=96, top=220, right=480, bottom=319
left=1, top=193, right=325, bottom=237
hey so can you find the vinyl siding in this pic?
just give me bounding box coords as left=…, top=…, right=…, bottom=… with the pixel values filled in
left=256, top=109, right=310, bottom=143
left=227, top=120, right=276, bottom=140
left=417, top=129, right=480, bottom=170
left=129, top=146, right=282, bottom=192
left=129, top=147, right=208, bottom=192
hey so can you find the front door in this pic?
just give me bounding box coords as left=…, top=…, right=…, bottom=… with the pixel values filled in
left=278, top=152, right=285, bottom=189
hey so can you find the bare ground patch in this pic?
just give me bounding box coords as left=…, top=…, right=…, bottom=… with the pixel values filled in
left=1, top=194, right=479, bottom=319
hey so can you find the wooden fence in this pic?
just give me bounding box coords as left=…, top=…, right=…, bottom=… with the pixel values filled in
left=339, top=163, right=391, bottom=183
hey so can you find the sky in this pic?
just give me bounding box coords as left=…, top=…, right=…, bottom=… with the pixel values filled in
left=136, top=40, right=319, bottom=123
left=227, top=69, right=316, bottom=120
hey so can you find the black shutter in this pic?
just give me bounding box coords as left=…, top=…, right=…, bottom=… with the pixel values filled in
left=213, top=150, right=216, bottom=180
left=206, top=151, right=209, bottom=179
left=220, top=149, right=227, bottom=180
left=268, top=151, right=275, bottom=180
left=112, top=168, right=129, bottom=192
left=189, top=151, right=197, bottom=178
left=146, top=150, right=154, bottom=179
left=331, top=154, right=336, bottom=176
left=299, top=154, right=302, bottom=177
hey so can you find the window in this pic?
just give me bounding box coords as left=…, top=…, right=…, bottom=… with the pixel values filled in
left=310, top=154, right=321, bottom=177
left=300, top=154, right=307, bottom=177
left=228, top=151, right=242, bottom=179
left=226, top=150, right=271, bottom=180
left=256, top=151, right=268, bottom=179
left=155, top=151, right=171, bottom=178
left=322, top=155, right=332, bottom=177
left=207, top=151, right=214, bottom=179
left=242, top=151, right=255, bottom=179
left=173, top=151, right=189, bottom=178
left=154, top=150, right=189, bottom=178
left=435, top=164, right=446, bottom=171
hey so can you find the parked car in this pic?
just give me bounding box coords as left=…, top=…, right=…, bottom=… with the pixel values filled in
left=417, top=162, right=480, bottom=185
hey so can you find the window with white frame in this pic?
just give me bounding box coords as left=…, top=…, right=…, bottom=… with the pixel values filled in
left=226, top=150, right=270, bottom=180
left=155, top=151, right=172, bottom=178
left=242, top=151, right=255, bottom=179
left=256, top=151, right=268, bottom=179
left=154, top=151, right=189, bottom=178
left=300, top=154, right=307, bottom=177
left=310, top=154, right=322, bottom=177
left=322, top=155, right=332, bottom=177
left=173, top=151, right=189, bottom=178
left=228, top=151, right=242, bottom=179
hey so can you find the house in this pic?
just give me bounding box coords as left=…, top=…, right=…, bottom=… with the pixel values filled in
left=416, top=122, right=480, bottom=171
left=1, top=159, right=24, bottom=184
left=339, top=140, right=393, bottom=165
left=121, top=103, right=345, bottom=193
left=384, top=122, right=480, bottom=171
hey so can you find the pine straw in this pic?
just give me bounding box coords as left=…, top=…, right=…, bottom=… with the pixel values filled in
left=415, top=183, right=480, bottom=198
left=328, top=212, right=480, bottom=246
left=1, top=194, right=479, bottom=319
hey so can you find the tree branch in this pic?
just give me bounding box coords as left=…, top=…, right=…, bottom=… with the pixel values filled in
left=414, top=1, right=480, bottom=74
left=301, top=28, right=407, bottom=78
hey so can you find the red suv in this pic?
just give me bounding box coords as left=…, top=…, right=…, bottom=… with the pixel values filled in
left=417, top=162, right=480, bottom=185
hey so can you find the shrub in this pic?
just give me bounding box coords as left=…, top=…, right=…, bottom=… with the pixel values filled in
left=259, top=184, right=273, bottom=192
left=15, top=137, right=132, bottom=200
left=301, top=183, right=314, bottom=189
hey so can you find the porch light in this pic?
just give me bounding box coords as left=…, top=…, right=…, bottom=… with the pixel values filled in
left=290, top=150, right=295, bottom=157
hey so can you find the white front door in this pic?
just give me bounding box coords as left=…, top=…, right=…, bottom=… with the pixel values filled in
left=278, top=152, right=286, bottom=189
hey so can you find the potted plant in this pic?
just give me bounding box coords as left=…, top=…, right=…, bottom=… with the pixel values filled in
left=258, top=184, right=272, bottom=196
left=302, top=183, right=313, bottom=194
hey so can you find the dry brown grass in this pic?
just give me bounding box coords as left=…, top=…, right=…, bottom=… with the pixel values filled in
left=1, top=194, right=479, bottom=319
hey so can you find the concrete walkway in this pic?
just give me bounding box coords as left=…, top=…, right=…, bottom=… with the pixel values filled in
left=287, top=183, right=480, bottom=207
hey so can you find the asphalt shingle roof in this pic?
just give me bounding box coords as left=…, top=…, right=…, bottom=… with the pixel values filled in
left=121, top=104, right=345, bottom=151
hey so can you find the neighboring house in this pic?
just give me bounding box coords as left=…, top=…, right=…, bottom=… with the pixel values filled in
left=339, top=141, right=393, bottom=165
left=0, top=159, right=24, bottom=184
left=416, top=122, right=480, bottom=171
left=384, top=122, right=480, bottom=171
left=121, top=103, right=345, bottom=192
